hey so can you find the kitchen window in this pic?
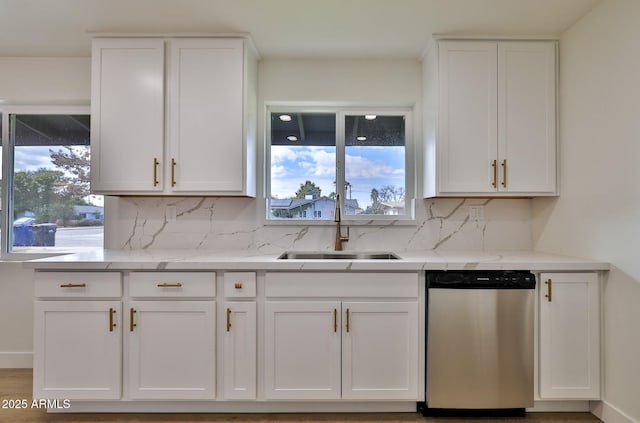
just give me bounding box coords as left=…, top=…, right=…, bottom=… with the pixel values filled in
left=266, top=108, right=413, bottom=222
left=0, top=107, right=103, bottom=255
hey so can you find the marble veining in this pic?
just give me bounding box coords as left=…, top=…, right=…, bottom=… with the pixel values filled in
left=105, top=196, right=531, bottom=253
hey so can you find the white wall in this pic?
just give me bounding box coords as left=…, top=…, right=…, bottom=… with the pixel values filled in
left=0, top=57, right=90, bottom=367
left=533, top=0, right=640, bottom=421
left=0, top=57, right=90, bottom=103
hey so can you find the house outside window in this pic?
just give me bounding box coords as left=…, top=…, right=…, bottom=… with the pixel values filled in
left=266, top=107, right=413, bottom=223
left=0, top=107, right=103, bottom=255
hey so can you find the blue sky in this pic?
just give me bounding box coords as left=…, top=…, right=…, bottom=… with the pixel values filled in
left=271, top=145, right=405, bottom=210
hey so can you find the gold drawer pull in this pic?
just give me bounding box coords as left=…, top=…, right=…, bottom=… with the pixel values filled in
left=157, top=283, right=183, bottom=288
left=501, top=159, right=507, bottom=188
left=60, top=283, right=86, bottom=288
left=109, top=308, right=117, bottom=332
left=130, top=308, right=137, bottom=332
left=345, top=308, right=350, bottom=333
left=491, top=159, right=497, bottom=188
left=234, top=282, right=243, bottom=289
left=171, top=158, right=177, bottom=187
left=153, top=157, right=159, bottom=187
left=226, top=308, right=232, bottom=332
left=545, top=279, right=553, bottom=302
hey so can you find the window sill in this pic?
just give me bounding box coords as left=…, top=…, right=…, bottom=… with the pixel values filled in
left=263, top=217, right=416, bottom=227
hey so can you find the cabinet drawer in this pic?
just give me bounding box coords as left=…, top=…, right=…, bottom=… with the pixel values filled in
left=34, top=272, right=121, bottom=298
left=224, top=272, right=256, bottom=298
left=129, top=272, right=216, bottom=298
left=265, top=272, right=419, bottom=298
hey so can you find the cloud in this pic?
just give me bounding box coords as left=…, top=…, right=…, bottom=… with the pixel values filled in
left=13, top=147, right=55, bottom=171
left=345, top=153, right=402, bottom=179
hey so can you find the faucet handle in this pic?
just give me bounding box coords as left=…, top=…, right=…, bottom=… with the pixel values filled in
left=334, top=194, right=341, bottom=222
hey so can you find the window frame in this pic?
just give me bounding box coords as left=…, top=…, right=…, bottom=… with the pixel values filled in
left=0, top=104, right=96, bottom=258
left=265, top=106, right=415, bottom=225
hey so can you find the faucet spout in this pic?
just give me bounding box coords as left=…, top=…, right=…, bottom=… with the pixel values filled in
left=334, top=194, right=349, bottom=251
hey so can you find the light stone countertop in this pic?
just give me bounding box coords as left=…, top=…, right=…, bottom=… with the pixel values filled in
left=23, top=249, right=610, bottom=272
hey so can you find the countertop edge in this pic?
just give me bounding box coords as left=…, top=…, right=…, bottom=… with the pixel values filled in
left=20, top=250, right=611, bottom=272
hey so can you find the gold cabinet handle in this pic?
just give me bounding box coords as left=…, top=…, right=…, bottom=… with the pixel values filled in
left=153, top=157, right=159, bottom=187
left=491, top=160, right=497, bottom=188
left=130, top=308, right=137, bottom=332
left=109, top=308, right=117, bottom=332
left=345, top=308, right=350, bottom=333
left=234, top=282, right=243, bottom=289
left=60, top=283, right=86, bottom=288
left=157, top=282, right=183, bottom=288
left=171, top=158, right=177, bottom=187
left=226, top=308, right=232, bottom=332
left=545, top=279, right=552, bottom=302
left=501, top=159, right=507, bottom=188
left=333, top=308, right=337, bottom=333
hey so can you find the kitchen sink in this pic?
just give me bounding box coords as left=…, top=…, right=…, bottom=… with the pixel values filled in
left=277, top=251, right=400, bottom=260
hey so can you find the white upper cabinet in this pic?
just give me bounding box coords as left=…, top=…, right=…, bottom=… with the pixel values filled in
left=91, top=37, right=257, bottom=196
left=91, top=38, right=165, bottom=193
left=424, top=39, right=557, bottom=197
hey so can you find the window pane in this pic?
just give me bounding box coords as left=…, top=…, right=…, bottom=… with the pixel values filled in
left=10, top=114, right=103, bottom=251
left=269, top=112, right=336, bottom=220
left=344, top=115, right=406, bottom=216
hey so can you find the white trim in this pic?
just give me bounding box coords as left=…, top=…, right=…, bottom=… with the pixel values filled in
left=264, top=105, right=416, bottom=225
left=592, top=400, right=639, bottom=423
left=50, top=400, right=416, bottom=414
left=0, top=352, right=33, bottom=368
left=0, top=105, right=97, bottom=257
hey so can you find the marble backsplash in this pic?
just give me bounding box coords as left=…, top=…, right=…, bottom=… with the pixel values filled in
left=104, top=197, right=532, bottom=253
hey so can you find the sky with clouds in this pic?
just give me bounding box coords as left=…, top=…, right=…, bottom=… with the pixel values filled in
left=271, top=145, right=405, bottom=210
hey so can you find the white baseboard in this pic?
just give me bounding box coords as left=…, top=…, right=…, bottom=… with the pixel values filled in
left=528, top=400, right=590, bottom=412
left=52, top=401, right=417, bottom=413
left=592, top=400, right=639, bottom=423
left=0, top=352, right=33, bottom=368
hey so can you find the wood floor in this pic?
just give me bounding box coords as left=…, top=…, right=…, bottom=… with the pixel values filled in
left=0, top=369, right=602, bottom=423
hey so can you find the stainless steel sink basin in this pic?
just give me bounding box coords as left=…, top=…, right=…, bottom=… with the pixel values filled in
left=277, top=251, right=400, bottom=260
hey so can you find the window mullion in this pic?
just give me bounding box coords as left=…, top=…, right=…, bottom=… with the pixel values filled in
left=335, top=112, right=346, bottom=214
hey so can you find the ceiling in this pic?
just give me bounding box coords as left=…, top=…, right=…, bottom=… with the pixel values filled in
left=0, top=0, right=600, bottom=59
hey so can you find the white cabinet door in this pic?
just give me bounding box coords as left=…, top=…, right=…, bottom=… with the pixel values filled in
left=498, top=42, right=556, bottom=194
left=33, top=301, right=122, bottom=400
left=264, top=301, right=341, bottom=399
left=223, top=301, right=256, bottom=400
left=168, top=39, right=245, bottom=193
left=91, top=38, right=165, bottom=193
left=437, top=41, right=498, bottom=194
left=128, top=301, right=215, bottom=399
left=342, top=302, right=419, bottom=400
left=539, top=273, right=600, bottom=399
left=433, top=40, right=557, bottom=196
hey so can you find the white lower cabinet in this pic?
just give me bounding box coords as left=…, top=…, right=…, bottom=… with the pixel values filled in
left=127, top=300, right=216, bottom=399
left=264, top=301, right=342, bottom=399
left=34, top=301, right=122, bottom=400
left=33, top=271, right=122, bottom=400
left=342, top=302, right=418, bottom=400
left=223, top=301, right=257, bottom=400
left=538, top=272, right=600, bottom=399
left=263, top=271, right=420, bottom=402
left=264, top=301, right=419, bottom=400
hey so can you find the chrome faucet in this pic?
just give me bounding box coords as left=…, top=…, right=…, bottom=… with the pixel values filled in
left=334, top=194, right=349, bottom=251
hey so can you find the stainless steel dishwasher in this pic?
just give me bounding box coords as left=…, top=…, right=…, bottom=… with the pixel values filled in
left=424, top=270, right=535, bottom=416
